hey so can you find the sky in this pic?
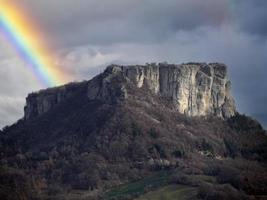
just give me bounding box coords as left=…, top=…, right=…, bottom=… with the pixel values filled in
left=0, top=0, right=266, bottom=128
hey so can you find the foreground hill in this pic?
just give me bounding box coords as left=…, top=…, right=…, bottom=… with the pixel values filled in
left=1, top=63, right=267, bottom=200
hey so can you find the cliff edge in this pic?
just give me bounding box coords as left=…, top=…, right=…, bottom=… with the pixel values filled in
left=24, top=63, right=236, bottom=119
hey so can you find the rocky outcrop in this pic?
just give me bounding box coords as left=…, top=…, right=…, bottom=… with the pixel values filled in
left=24, top=82, right=87, bottom=119
left=87, top=66, right=128, bottom=104
left=24, top=63, right=236, bottom=119
left=24, top=87, right=67, bottom=120
left=91, top=63, right=236, bottom=118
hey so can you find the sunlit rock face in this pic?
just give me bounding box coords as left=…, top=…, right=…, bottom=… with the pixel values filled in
left=107, top=63, right=236, bottom=118
left=24, top=63, right=236, bottom=119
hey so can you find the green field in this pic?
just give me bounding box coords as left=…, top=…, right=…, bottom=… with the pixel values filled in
left=104, top=172, right=218, bottom=200
left=134, top=185, right=197, bottom=200
left=104, top=171, right=172, bottom=199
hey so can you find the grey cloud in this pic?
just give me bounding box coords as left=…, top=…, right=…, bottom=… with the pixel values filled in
left=0, top=59, right=42, bottom=96
left=20, top=0, right=230, bottom=47
left=231, top=0, right=267, bottom=37
left=0, top=96, right=24, bottom=128
left=0, top=58, right=44, bottom=128
left=57, top=46, right=120, bottom=80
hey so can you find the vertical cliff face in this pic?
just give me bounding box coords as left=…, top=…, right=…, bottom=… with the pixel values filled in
left=24, top=82, right=87, bottom=119
left=24, top=63, right=236, bottom=120
left=105, top=63, right=236, bottom=118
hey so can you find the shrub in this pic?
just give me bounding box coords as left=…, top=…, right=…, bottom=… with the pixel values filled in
left=31, top=151, right=49, bottom=161
left=228, top=113, right=263, bottom=132
left=154, top=144, right=166, bottom=158
left=148, top=128, right=159, bottom=138
left=201, top=139, right=214, bottom=154
left=131, top=123, right=142, bottom=137
left=172, top=149, right=185, bottom=158
left=216, top=166, right=240, bottom=189
left=197, top=183, right=247, bottom=200
left=203, top=162, right=220, bottom=176
left=72, top=171, right=101, bottom=190
left=224, top=139, right=238, bottom=158
left=47, top=184, right=63, bottom=195
left=0, top=167, right=33, bottom=200
left=171, top=173, right=189, bottom=184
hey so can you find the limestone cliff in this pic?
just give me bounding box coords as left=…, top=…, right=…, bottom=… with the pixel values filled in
left=24, top=63, right=236, bottom=119
left=24, top=82, right=87, bottom=119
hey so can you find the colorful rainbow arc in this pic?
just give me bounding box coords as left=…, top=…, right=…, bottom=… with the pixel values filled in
left=0, top=1, right=66, bottom=87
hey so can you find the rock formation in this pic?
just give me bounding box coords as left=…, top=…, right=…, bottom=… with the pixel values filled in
left=24, top=63, right=236, bottom=119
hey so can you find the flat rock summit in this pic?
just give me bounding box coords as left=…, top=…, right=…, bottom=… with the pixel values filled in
left=25, top=63, right=236, bottom=120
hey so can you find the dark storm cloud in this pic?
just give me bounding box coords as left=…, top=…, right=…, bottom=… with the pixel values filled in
left=231, top=0, right=267, bottom=37
left=20, top=0, right=230, bottom=47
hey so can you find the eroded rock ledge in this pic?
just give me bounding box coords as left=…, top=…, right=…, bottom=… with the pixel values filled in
left=24, top=63, right=236, bottom=119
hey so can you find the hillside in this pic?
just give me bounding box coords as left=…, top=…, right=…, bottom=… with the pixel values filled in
left=1, top=63, right=267, bottom=200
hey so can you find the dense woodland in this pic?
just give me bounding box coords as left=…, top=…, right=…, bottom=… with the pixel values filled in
left=1, top=75, right=267, bottom=200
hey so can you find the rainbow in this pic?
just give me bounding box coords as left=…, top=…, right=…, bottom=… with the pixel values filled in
left=0, top=0, right=67, bottom=87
